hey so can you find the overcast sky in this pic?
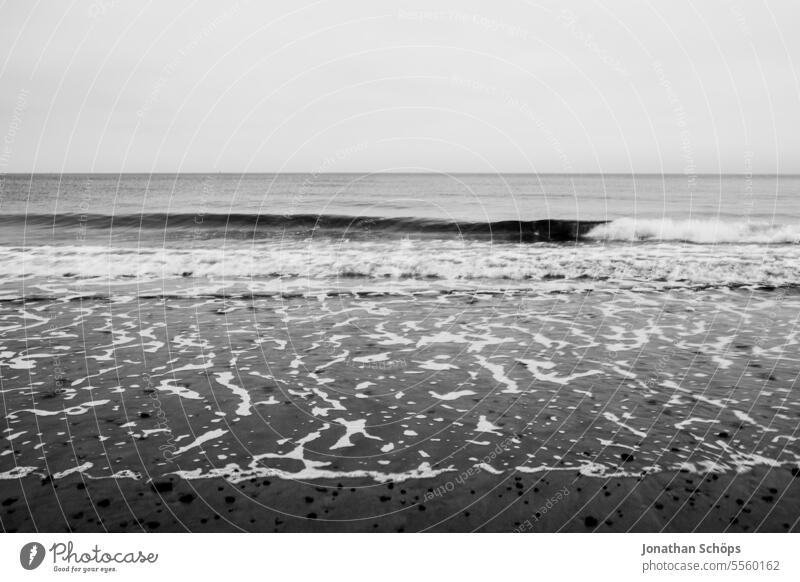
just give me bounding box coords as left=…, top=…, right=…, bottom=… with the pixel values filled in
left=1, top=0, right=798, bottom=173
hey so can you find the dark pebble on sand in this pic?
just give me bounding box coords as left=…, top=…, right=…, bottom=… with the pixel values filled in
left=584, top=516, right=598, bottom=528
left=379, top=495, right=391, bottom=502
left=151, top=481, right=173, bottom=493
left=179, top=493, right=196, bottom=504
left=225, top=496, right=235, bottom=504
left=717, top=431, right=730, bottom=439
left=2, top=497, right=17, bottom=506
left=97, top=499, right=111, bottom=508
left=139, top=412, right=151, bottom=418
left=619, top=453, right=635, bottom=463
left=307, top=513, right=317, bottom=519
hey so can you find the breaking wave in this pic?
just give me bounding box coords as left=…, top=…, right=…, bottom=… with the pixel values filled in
left=1, top=240, right=797, bottom=288
left=586, top=218, right=800, bottom=244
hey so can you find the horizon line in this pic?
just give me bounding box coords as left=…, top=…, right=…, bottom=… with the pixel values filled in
left=2, top=171, right=798, bottom=177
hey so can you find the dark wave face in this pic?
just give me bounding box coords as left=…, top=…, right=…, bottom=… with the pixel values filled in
left=0, top=213, right=608, bottom=244
left=4, top=212, right=800, bottom=246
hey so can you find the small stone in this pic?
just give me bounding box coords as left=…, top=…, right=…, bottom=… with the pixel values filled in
left=150, top=481, right=173, bottom=493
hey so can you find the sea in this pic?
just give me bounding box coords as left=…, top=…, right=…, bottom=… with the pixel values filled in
left=2, top=173, right=799, bottom=532
left=1, top=172, right=799, bottom=297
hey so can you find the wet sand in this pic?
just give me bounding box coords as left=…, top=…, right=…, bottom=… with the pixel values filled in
left=3, top=466, right=798, bottom=532
left=2, top=287, right=799, bottom=532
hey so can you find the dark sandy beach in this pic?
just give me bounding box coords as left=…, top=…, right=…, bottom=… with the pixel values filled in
left=2, top=286, right=799, bottom=532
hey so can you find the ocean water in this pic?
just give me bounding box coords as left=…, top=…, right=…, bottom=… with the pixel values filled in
left=3, top=173, right=800, bottom=527
left=1, top=173, right=798, bottom=296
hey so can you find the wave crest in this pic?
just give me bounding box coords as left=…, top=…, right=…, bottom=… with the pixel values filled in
left=586, top=218, right=800, bottom=244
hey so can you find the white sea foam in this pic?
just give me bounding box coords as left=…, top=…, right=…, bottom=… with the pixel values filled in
left=602, top=412, right=647, bottom=438
left=330, top=418, right=382, bottom=450
left=172, top=458, right=455, bottom=484
left=2, top=236, right=799, bottom=293
left=214, top=372, right=252, bottom=417
left=474, top=356, right=519, bottom=394
left=0, top=466, right=39, bottom=479
left=429, top=389, right=476, bottom=401
left=586, top=218, right=800, bottom=244
left=155, top=379, right=202, bottom=400
left=518, top=359, right=600, bottom=386
left=6, top=399, right=110, bottom=419
left=52, top=462, right=93, bottom=479
left=171, top=428, right=228, bottom=457
left=476, top=415, right=503, bottom=436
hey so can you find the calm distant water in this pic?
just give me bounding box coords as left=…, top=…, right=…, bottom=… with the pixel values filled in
left=3, top=173, right=799, bottom=223
left=1, top=173, right=799, bottom=296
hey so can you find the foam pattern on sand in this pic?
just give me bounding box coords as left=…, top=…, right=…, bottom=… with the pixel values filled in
left=2, top=288, right=799, bottom=486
